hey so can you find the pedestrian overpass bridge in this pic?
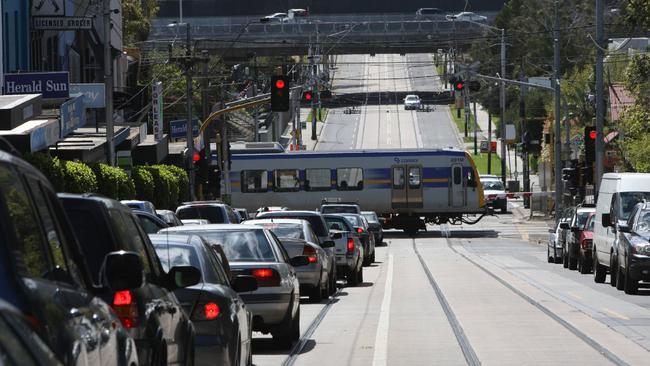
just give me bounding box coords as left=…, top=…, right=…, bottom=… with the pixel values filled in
left=146, top=14, right=493, bottom=57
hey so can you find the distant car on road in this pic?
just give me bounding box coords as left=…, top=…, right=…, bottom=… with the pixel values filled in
left=323, top=214, right=364, bottom=286
left=480, top=175, right=507, bottom=213
left=447, top=11, right=487, bottom=22
left=134, top=209, right=169, bottom=234
left=260, top=12, right=288, bottom=23
left=176, top=201, right=241, bottom=224
left=548, top=217, right=569, bottom=263
left=415, top=7, right=445, bottom=20
left=614, top=202, right=650, bottom=294
left=579, top=212, right=596, bottom=274
left=157, top=209, right=184, bottom=226
left=567, top=205, right=596, bottom=270
left=361, top=211, right=384, bottom=245
left=404, top=94, right=421, bottom=110
left=121, top=199, right=156, bottom=214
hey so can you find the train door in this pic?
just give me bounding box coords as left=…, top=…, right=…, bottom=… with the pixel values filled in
left=451, top=164, right=465, bottom=207
left=391, top=165, right=423, bottom=209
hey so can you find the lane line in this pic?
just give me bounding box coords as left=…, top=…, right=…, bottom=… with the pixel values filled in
left=601, top=308, right=630, bottom=321
left=372, top=254, right=394, bottom=366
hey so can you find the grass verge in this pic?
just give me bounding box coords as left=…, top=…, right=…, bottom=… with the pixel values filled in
left=306, top=108, right=329, bottom=123
left=448, top=105, right=481, bottom=133
left=470, top=152, right=502, bottom=175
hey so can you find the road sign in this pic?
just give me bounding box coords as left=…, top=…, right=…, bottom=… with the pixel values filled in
left=152, top=82, right=163, bottom=141
left=170, top=118, right=200, bottom=139
left=33, top=17, right=93, bottom=30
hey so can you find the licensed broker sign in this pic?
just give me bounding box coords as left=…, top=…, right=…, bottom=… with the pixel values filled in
left=33, top=16, right=93, bottom=30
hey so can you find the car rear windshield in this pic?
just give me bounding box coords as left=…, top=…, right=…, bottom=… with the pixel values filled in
left=259, top=223, right=305, bottom=239
left=482, top=180, right=504, bottom=190
left=178, top=230, right=276, bottom=262
left=258, top=213, right=328, bottom=237
left=152, top=244, right=201, bottom=273
left=63, top=207, right=114, bottom=284
left=177, top=206, right=225, bottom=223
left=325, top=217, right=353, bottom=232
left=362, top=212, right=379, bottom=223
left=321, top=205, right=359, bottom=214
left=576, top=211, right=592, bottom=228
left=341, top=215, right=361, bottom=227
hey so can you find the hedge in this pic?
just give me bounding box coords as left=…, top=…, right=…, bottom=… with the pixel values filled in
left=62, top=160, right=98, bottom=194
left=92, top=163, right=135, bottom=200
left=163, top=164, right=190, bottom=203
left=141, top=165, right=179, bottom=210
left=23, top=153, right=65, bottom=191
left=133, top=166, right=155, bottom=203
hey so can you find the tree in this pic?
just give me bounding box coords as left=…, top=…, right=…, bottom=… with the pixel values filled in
left=122, top=0, right=159, bottom=47
left=619, top=54, right=650, bottom=171
left=619, top=0, right=650, bottom=31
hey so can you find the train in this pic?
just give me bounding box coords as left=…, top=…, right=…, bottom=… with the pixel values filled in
left=229, top=144, right=487, bottom=234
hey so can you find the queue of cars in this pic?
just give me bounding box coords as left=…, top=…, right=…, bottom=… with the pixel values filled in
left=547, top=173, right=650, bottom=295
left=0, top=148, right=384, bottom=364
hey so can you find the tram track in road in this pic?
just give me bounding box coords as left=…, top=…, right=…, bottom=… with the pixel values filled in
left=389, top=55, right=403, bottom=149
left=426, top=230, right=630, bottom=366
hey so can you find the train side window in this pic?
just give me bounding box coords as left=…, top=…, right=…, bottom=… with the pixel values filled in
left=466, top=170, right=477, bottom=188
left=453, top=167, right=462, bottom=185
left=305, top=169, right=331, bottom=191
left=409, top=167, right=421, bottom=188
left=274, top=169, right=300, bottom=192
left=337, top=168, right=363, bottom=191
left=392, top=167, right=405, bottom=189
left=242, top=170, right=268, bottom=193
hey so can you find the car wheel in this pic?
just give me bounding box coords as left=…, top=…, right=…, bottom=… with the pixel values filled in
left=272, top=304, right=300, bottom=349
left=329, top=270, right=337, bottom=295
left=579, top=254, right=590, bottom=274
left=347, top=268, right=359, bottom=287
left=609, top=253, right=618, bottom=287
left=569, top=252, right=577, bottom=270
left=616, top=263, right=625, bottom=291
left=593, top=251, right=606, bottom=283
left=231, top=335, right=241, bottom=366
left=321, top=274, right=330, bottom=299
left=547, top=247, right=553, bottom=263
left=624, top=265, right=638, bottom=295
left=370, top=250, right=376, bottom=263
left=500, top=202, right=507, bottom=214
left=357, top=266, right=364, bottom=284
left=562, top=250, right=569, bottom=268
left=309, top=281, right=323, bottom=303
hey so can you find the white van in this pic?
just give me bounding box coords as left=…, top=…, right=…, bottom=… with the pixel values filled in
left=592, top=173, right=650, bottom=283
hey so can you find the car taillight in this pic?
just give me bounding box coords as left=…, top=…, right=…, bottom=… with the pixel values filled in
left=251, top=268, right=281, bottom=287
left=487, top=194, right=497, bottom=200
left=192, top=302, right=220, bottom=321
left=347, top=238, right=355, bottom=253
left=112, top=290, right=138, bottom=328
left=356, top=227, right=364, bottom=234
left=303, top=245, right=317, bottom=263
left=581, top=239, right=592, bottom=249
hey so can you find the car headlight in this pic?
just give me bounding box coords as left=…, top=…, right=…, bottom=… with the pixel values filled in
left=632, top=242, right=650, bottom=255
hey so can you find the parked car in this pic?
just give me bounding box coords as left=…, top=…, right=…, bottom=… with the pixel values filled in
left=593, top=173, right=650, bottom=284
left=243, top=218, right=336, bottom=301
left=150, top=233, right=257, bottom=366
left=0, top=299, right=62, bottom=365
left=0, top=150, right=139, bottom=366
left=160, top=224, right=309, bottom=348
left=60, top=193, right=200, bottom=365
left=234, top=208, right=250, bottom=221
left=548, top=217, right=569, bottom=263
left=176, top=201, right=241, bottom=224
left=319, top=201, right=361, bottom=214
left=361, top=211, right=384, bottom=245
left=121, top=199, right=156, bottom=214
left=480, top=174, right=507, bottom=213
left=287, top=8, right=309, bottom=20
left=578, top=213, right=596, bottom=274
left=323, top=214, right=365, bottom=286
left=156, top=209, right=184, bottom=226
left=447, top=11, right=487, bottom=22
left=260, top=12, right=288, bottom=23
left=134, top=209, right=169, bottom=234
left=403, top=94, right=422, bottom=110
left=415, top=7, right=445, bottom=20
left=565, top=205, right=596, bottom=270
left=613, top=202, right=650, bottom=294
left=339, top=213, right=376, bottom=265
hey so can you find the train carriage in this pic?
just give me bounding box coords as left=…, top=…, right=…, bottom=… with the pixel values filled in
left=229, top=148, right=486, bottom=234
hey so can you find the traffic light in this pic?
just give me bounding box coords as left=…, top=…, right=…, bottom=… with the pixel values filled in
left=453, top=78, right=465, bottom=91
left=271, top=75, right=290, bottom=111
left=584, top=125, right=596, bottom=163
left=302, top=90, right=313, bottom=103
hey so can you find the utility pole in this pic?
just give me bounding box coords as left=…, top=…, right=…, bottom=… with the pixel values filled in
left=184, top=24, right=196, bottom=200
left=488, top=111, right=492, bottom=174
left=103, top=0, right=114, bottom=165
left=310, top=47, right=318, bottom=141
left=520, top=68, right=530, bottom=208
left=500, top=28, right=507, bottom=186
left=473, top=100, right=478, bottom=155
left=595, top=0, right=605, bottom=192
left=553, top=0, right=563, bottom=221
left=201, top=50, right=210, bottom=199
left=464, top=88, right=469, bottom=138
left=253, top=55, right=259, bottom=142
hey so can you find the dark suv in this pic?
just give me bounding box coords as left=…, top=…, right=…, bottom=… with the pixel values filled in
left=0, top=150, right=138, bottom=365
left=60, top=194, right=200, bottom=365
left=176, top=201, right=241, bottom=224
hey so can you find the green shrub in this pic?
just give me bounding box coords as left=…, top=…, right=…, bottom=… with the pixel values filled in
left=140, top=165, right=178, bottom=209
left=92, top=163, right=135, bottom=200
left=23, top=153, right=65, bottom=191
left=62, top=160, right=98, bottom=193
left=162, top=164, right=190, bottom=203
left=133, top=166, right=155, bottom=203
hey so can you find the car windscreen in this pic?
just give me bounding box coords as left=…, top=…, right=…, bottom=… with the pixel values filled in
left=177, top=206, right=225, bottom=223
left=176, top=230, right=276, bottom=262
left=361, top=212, right=379, bottom=223
left=618, top=192, right=650, bottom=221
left=325, top=216, right=353, bottom=231
left=341, top=215, right=361, bottom=227
left=62, top=207, right=113, bottom=284
left=321, top=206, right=359, bottom=214
left=152, top=243, right=201, bottom=273
left=259, top=223, right=305, bottom=239
left=482, top=180, right=504, bottom=190
left=635, top=210, right=650, bottom=233
left=575, top=211, right=592, bottom=228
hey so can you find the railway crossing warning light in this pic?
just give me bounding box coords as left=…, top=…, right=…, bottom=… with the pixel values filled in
left=453, top=78, right=465, bottom=91
left=584, top=125, right=596, bottom=163
left=302, top=90, right=313, bottom=102
left=271, top=75, right=290, bottom=111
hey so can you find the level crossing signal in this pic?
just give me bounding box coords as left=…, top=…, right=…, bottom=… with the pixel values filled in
left=584, top=125, right=596, bottom=163
left=271, top=75, right=290, bottom=111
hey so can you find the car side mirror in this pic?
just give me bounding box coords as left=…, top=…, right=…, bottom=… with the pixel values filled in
left=602, top=213, right=611, bottom=227
left=321, top=240, right=335, bottom=248
left=618, top=223, right=631, bottom=233
left=289, top=255, right=310, bottom=267
left=559, top=222, right=569, bottom=230
left=330, top=232, right=342, bottom=240
left=232, top=275, right=258, bottom=292
left=168, top=266, right=201, bottom=289
left=103, top=251, right=143, bottom=291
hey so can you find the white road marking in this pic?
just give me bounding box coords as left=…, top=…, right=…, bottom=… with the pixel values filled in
left=372, top=254, right=394, bottom=366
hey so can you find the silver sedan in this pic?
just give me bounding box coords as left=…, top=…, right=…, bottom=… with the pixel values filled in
left=277, top=237, right=333, bottom=302
left=159, top=224, right=309, bottom=348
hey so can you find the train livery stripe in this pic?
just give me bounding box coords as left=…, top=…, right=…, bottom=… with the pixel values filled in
left=231, top=149, right=466, bottom=161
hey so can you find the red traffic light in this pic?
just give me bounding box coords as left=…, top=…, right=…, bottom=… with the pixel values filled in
left=275, top=79, right=285, bottom=89
left=589, top=130, right=597, bottom=140
left=304, top=91, right=312, bottom=101
left=193, top=152, right=201, bottom=162
left=455, top=82, right=464, bottom=91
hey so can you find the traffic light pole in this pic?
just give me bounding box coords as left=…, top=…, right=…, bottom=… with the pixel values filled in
left=595, top=0, right=605, bottom=193
left=553, top=1, right=563, bottom=221
left=487, top=112, right=492, bottom=174
left=500, top=28, right=507, bottom=187
left=473, top=100, right=478, bottom=155
left=103, top=0, right=114, bottom=165
left=310, top=51, right=317, bottom=141
left=185, top=24, right=196, bottom=201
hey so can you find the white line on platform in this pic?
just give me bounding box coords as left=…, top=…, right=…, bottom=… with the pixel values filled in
left=372, top=253, right=394, bottom=366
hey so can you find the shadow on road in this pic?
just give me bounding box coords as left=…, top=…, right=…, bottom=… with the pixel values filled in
left=384, top=229, right=499, bottom=239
